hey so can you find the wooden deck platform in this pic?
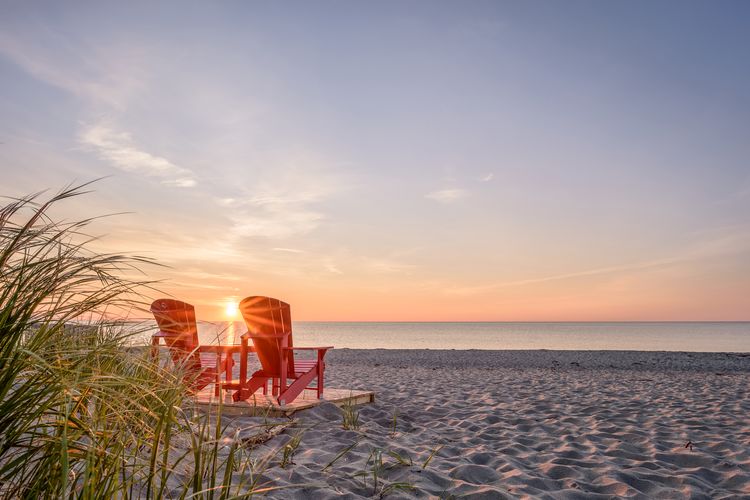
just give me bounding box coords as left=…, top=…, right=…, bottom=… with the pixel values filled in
left=192, top=387, right=375, bottom=417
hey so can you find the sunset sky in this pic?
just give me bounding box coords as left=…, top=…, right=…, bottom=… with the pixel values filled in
left=1, top=2, right=749, bottom=321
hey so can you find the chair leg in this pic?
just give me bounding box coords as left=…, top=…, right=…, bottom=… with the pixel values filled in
left=317, top=350, right=326, bottom=399
left=278, top=367, right=317, bottom=405
left=317, top=362, right=324, bottom=398
left=233, top=372, right=270, bottom=402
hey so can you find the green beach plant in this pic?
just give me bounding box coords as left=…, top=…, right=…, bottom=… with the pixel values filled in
left=322, top=438, right=362, bottom=472
left=422, top=444, right=444, bottom=469
left=280, top=428, right=304, bottom=468
left=354, top=448, right=384, bottom=492
left=386, top=449, right=412, bottom=467
left=390, top=408, right=399, bottom=437
left=340, top=397, right=361, bottom=431
left=355, top=447, right=415, bottom=497
left=378, top=482, right=416, bottom=499
left=0, top=183, right=164, bottom=497
left=0, top=184, right=299, bottom=499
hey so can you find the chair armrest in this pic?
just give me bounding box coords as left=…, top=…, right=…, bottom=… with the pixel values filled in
left=241, top=332, right=289, bottom=340
left=198, top=345, right=256, bottom=353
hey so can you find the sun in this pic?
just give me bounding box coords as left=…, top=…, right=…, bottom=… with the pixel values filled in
left=224, top=300, right=239, bottom=318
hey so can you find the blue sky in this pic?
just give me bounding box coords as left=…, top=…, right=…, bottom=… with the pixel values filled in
left=1, top=1, right=749, bottom=320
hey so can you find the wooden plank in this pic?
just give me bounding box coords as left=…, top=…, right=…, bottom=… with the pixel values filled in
left=191, top=387, right=375, bottom=417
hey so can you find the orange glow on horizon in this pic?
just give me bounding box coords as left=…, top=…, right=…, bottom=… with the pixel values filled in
left=151, top=256, right=750, bottom=323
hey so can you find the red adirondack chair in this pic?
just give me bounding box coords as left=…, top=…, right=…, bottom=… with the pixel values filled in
left=233, top=296, right=332, bottom=405
left=150, top=298, right=234, bottom=396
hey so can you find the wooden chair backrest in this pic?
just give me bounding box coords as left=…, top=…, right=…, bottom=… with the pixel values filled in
left=150, top=298, right=201, bottom=368
left=238, top=296, right=295, bottom=376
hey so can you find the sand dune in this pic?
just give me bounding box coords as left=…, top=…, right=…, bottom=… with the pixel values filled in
left=208, top=350, right=750, bottom=498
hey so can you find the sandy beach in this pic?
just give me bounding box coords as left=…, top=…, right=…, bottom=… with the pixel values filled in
left=204, top=349, right=750, bottom=499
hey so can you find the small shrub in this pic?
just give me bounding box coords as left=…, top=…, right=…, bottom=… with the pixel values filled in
left=280, top=429, right=304, bottom=468
left=341, top=399, right=361, bottom=430
left=422, top=444, right=444, bottom=469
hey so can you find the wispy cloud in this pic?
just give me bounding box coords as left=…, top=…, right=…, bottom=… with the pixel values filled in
left=479, top=173, right=494, bottom=182
left=225, top=158, right=348, bottom=239
left=362, top=257, right=415, bottom=274
left=230, top=210, right=322, bottom=239
left=446, top=226, right=750, bottom=296
left=425, top=188, right=467, bottom=203
left=79, top=123, right=197, bottom=187
left=444, top=258, right=682, bottom=297
left=216, top=197, right=238, bottom=207
left=0, top=30, right=147, bottom=110
left=172, top=270, right=244, bottom=282
left=324, top=261, right=343, bottom=274
left=273, top=247, right=305, bottom=254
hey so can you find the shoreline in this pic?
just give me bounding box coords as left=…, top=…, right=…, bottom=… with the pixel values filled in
left=131, top=320, right=750, bottom=352
left=328, top=348, right=750, bottom=373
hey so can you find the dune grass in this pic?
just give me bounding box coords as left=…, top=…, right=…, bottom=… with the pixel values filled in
left=0, top=184, right=282, bottom=498
left=340, top=397, right=361, bottom=431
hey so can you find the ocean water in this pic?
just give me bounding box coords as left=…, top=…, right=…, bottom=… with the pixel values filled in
left=139, top=321, right=750, bottom=353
